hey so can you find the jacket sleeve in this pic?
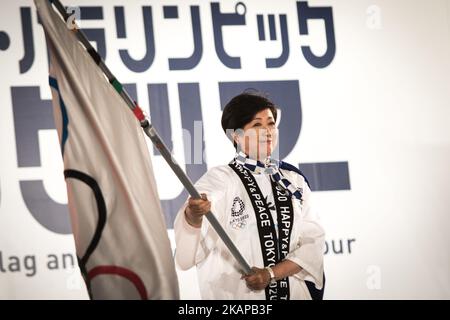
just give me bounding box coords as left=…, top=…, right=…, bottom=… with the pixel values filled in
left=174, top=166, right=230, bottom=270
left=284, top=174, right=326, bottom=291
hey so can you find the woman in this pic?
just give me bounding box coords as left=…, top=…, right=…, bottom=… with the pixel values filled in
left=174, top=93, right=325, bottom=300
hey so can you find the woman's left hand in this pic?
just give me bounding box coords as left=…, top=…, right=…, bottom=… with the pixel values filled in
left=241, top=267, right=271, bottom=291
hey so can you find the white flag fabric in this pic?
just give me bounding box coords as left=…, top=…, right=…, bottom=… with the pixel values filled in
left=35, top=0, right=179, bottom=299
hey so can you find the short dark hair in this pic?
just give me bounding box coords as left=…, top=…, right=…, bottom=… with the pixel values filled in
left=221, top=92, right=278, bottom=148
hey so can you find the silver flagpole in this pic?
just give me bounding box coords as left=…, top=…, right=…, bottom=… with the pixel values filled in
left=49, top=0, right=252, bottom=274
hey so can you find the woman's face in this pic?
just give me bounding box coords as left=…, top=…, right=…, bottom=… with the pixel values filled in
left=234, top=108, right=278, bottom=160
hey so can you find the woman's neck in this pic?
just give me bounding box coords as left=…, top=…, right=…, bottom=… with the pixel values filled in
left=237, top=150, right=271, bottom=163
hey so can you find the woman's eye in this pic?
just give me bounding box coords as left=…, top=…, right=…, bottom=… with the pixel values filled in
left=253, top=123, right=262, bottom=127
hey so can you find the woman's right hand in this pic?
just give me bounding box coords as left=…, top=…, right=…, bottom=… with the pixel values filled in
left=184, top=193, right=211, bottom=228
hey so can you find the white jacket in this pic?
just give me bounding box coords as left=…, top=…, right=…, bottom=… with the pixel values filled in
left=174, top=164, right=325, bottom=300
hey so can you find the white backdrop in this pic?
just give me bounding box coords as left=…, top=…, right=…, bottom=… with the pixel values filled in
left=0, top=0, right=449, bottom=299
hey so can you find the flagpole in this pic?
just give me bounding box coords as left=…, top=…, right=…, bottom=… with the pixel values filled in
left=49, top=0, right=252, bottom=275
